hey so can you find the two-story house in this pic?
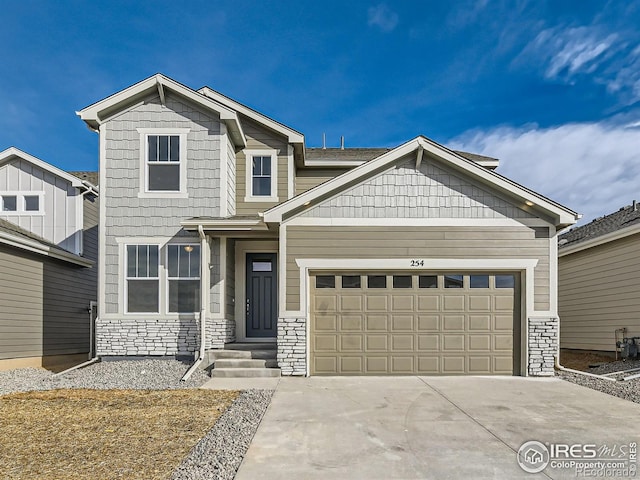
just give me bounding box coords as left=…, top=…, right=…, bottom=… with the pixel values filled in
left=0, top=148, right=98, bottom=371
left=78, top=74, right=578, bottom=377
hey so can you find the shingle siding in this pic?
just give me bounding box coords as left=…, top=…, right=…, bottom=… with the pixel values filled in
left=102, top=92, right=222, bottom=315
left=302, top=156, right=535, bottom=219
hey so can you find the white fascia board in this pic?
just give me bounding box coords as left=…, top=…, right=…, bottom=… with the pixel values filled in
left=303, top=159, right=366, bottom=167
left=417, top=137, right=578, bottom=226
left=263, top=138, right=421, bottom=223
left=0, top=147, right=84, bottom=188
left=180, top=219, right=269, bottom=230
left=77, top=74, right=246, bottom=148
left=0, top=231, right=93, bottom=267
left=558, top=223, right=640, bottom=257
left=264, top=135, right=579, bottom=227
left=198, top=87, right=305, bottom=144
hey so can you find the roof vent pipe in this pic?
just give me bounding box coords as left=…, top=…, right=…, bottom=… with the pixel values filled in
left=633, top=200, right=637, bottom=211
left=340, top=136, right=344, bottom=150
left=322, top=133, right=326, bottom=149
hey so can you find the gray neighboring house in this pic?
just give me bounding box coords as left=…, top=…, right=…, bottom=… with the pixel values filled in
left=78, top=73, right=579, bottom=377
left=559, top=201, right=640, bottom=353
left=0, top=147, right=99, bottom=371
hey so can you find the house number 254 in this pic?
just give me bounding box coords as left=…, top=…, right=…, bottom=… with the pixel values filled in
left=410, top=260, right=425, bottom=267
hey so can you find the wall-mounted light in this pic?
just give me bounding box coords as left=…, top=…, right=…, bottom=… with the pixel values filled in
left=184, top=245, right=194, bottom=253
left=525, top=201, right=534, bottom=207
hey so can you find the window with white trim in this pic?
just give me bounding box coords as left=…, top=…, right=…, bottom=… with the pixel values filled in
left=245, top=150, right=278, bottom=202
left=147, top=135, right=181, bottom=191
left=137, top=128, right=189, bottom=197
left=167, top=244, right=201, bottom=313
left=0, top=192, right=44, bottom=214
left=126, top=245, right=159, bottom=313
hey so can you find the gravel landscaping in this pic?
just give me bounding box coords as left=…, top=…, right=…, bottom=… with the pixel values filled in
left=558, top=358, right=640, bottom=405
left=1, top=359, right=276, bottom=479
left=0, top=358, right=209, bottom=395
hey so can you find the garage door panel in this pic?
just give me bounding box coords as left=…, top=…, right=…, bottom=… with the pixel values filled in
left=340, top=315, right=363, bottom=331
left=469, top=315, right=491, bottom=331
left=468, top=335, right=491, bottom=351
left=391, top=335, right=414, bottom=351
left=417, top=296, right=439, bottom=311
left=469, top=295, right=491, bottom=311
left=443, top=296, right=465, bottom=311
left=391, top=356, right=414, bottom=373
left=442, top=334, right=465, bottom=351
left=366, top=356, right=388, bottom=373
left=315, top=295, right=337, bottom=312
left=340, top=356, right=363, bottom=373
left=310, top=272, right=518, bottom=376
left=418, top=315, right=439, bottom=330
left=314, top=356, right=337, bottom=374
left=391, top=315, right=414, bottom=331
left=442, top=356, right=465, bottom=374
left=366, top=295, right=388, bottom=311
left=417, top=356, right=440, bottom=373
left=366, top=315, right=388, bottom=331
left=468, top=356, right=491, bottom=373
left=341, top=296, right=363, bottom=311
left=314, top=335, right=337, bottom=352
left=442, top=315, right=465, bottom=331
left=418, top=334, right=439, bottom=351
left=340, top=335, right=363, bottom=351
left=391, top=295, right=414, bottom=311
left=366, top=335, right=388, bottom=350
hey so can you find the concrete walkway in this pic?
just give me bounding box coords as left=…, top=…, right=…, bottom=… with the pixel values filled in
left=236, top=376, right=640, bottom=479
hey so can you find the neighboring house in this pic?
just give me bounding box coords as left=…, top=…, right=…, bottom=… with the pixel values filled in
left=558, top=201, right=640, bottom=353
left=77, top=73, right=578, bottom=377
left=0, top=147, right=99, bottom=371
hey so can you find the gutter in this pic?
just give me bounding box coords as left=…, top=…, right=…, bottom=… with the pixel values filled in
left=181, top=225, right=209, bottom=381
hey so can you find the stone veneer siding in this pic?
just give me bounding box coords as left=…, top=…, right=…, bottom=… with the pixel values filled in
left=528, top=317, right=558, bottom=376
left=208, top=318, right=236, bottom=349
left=96, top=317, right=200, bottom=356
left=277, top=317, right=306, bottom=375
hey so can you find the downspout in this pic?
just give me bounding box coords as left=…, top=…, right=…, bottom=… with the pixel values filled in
left=181, top=225, right=209, bottom=381
left=554, top=356, right=617, bottom=382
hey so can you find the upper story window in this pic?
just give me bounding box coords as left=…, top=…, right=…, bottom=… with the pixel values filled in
left=1, top=192, right=44, bottom=215
left=245, top=149, right=278, bottom=202
left=137, top=128, right=189, bottom=198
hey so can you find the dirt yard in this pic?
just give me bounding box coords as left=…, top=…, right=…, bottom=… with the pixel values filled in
left=559, top=349, right=615, bottom=371
left=0, top=388, right=239, bottom=480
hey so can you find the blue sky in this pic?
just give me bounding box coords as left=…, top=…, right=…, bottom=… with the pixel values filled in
left=1, top=1, right=639, bottom=224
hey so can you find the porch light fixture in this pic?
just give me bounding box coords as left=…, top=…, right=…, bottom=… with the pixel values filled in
left=303, top=201, right=311, bottom=206
left=184, top=245, right=194, bottom=253
left=525, top=201, right=534, bottom=207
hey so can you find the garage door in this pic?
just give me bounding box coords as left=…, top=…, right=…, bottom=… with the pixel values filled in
left=310, top=272, right=520, bottom=375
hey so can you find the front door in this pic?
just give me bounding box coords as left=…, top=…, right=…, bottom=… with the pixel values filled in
left=246, top=253, right=277, bottom=338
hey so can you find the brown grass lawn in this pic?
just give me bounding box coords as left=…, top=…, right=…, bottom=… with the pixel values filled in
left=0, top=389, right=239, bottom=480
left=560, top=349, right=615, bottom=371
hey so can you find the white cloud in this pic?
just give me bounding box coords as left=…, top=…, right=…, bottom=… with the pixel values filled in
left=449, top=121, right=640, bottom=225
left=520, top=24, right=640, bottom=103
left=367, top=4, right=399, bottom=33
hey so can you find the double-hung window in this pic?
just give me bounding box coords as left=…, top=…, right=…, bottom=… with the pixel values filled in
left=126, top=245, right=160, bottom=313
left=245, top=150, right=278, bottom=202
left=167, top=244, right=201, bottom=313
left=138, top=128, right=189, bottom=197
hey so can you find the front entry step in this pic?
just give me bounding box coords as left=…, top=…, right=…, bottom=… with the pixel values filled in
left=204, top=342, right=280, bottom=377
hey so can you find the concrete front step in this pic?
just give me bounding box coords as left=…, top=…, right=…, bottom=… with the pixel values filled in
left=214, top=358, right=278, bottom=369
left=224, top=342, right=276, bottom=351
left=211, top=367, right=281, bottom=378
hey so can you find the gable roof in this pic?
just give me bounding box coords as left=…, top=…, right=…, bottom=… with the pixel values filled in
left=77, top=74, right=247, bottom=148
left=0, top=218, right=92, bottom=267
left=559, top=201, right=640, bottom=255
left=0, top=147, right=86, bottom=188
left=304, top=147, right=499, bottom=169
left=263, top=136, right=579, bottom=227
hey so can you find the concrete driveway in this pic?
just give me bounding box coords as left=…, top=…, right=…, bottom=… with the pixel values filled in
left=236, top=376, right=640, bottom=479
